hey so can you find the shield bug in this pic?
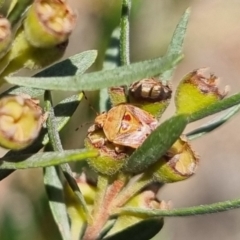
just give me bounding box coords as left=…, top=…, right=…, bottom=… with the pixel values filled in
left=92, top=104, right=158, bottom=149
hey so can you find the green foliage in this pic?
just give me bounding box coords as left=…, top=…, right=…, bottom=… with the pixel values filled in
left=0, top=1, right=240, bottom=240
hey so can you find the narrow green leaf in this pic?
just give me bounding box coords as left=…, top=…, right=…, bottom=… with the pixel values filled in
left=124, top=114, right=188, bottom=173
left=4, top=50, right=97, bottom=98
left=45, top=90, right=63, bottom=151
left=6, top=53, right=183, bottom=91
left=120, top=0, right=131, bottom=65
left=118, top=197, right=240, bottom=217
left=161, top=8, right=190, bottom=81
left=188, top=92, right=240, bottom=122
left=44, top=90, right=91, bottom=222
left=104, top=28, right=121, bottom=70
left=0, top=149, right=99, bottom=169
left=36, top=50, right=98, bottom=77
left=42, top=93, right=83, bottom=145
left=103, top=218, right=164, bottom=240
left=44, top=166, right=71, bottom=240
left=187, top=104, right=240, bottom=140
left=4, top=86, right=44, bottom=98
left=100, top=27, right=121, bottom=112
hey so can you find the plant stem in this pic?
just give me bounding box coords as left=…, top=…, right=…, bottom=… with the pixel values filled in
left=83, top=173, right=127, bottom=240
left=115, top=198, right=240, bottom=217
left=120, top=0, right=131, bottom=66
left=111, top=173, right=153, bottom=209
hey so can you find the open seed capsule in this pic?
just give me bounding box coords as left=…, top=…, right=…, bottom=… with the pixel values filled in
left=175, top=68, right=229, bottom=115
left=0, top=95, right=45, bottom=150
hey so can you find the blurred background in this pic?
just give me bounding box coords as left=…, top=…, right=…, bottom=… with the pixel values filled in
left=1, top=0, right=240, bottom=239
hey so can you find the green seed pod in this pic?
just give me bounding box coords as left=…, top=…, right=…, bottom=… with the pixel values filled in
left=0, top=95, right=45, bottom=150
left=129, top=78, right=172, bottom=119
left=24, top=0, right=76, bottom=48
left=85, top=128, right=130, bottom=175
left=0, top=16, right=12, bottom=59
left=152, top=135, right=199, bottom=183
left=175, top=68, right=229, bottom=115
left=106, top=185, right=168, bottom=237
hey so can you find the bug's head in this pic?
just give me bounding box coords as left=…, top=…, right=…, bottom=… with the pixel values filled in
left=95, top=112, right=107, bottom=127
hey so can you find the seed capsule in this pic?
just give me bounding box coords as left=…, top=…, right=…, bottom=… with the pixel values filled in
left=0, top=95, right=45, bottom=150
left=175, top=68, right=229, bottom=115
left=85, top=129, right=130, bottom=175
left=0, top=16, right=12, bottom=59
left=129, top=78, right=172, bottom=119
left=24, top=0, right=76, bottom=48
left=106, top=185, right=168, bottom=237
left=152, top=135, right=199, bottom=183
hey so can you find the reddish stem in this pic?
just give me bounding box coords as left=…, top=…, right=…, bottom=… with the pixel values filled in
left=83, top=177, right=126, bottom=240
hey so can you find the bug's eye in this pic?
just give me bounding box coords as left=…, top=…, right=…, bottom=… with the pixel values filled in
left=123, top=113, right=132, bottom=121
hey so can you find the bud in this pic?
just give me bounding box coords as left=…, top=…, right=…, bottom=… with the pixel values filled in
left=24, top=0, right=76, bottom=48
left=0, top=95, right=45, bottom=150
left=152, top=135, right=199, bottom=183
left=129, top=78, right=172, bottom=119
left=0, top=17, right=12, bottom=59
left=85, top=128, right=130, bottom=175
left=175, top=68, right=229, bottom=115
left=106, top=184, right=168, bottom=237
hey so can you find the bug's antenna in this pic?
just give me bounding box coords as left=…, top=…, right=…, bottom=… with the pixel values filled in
left=82, top=91, right=99, bottom=116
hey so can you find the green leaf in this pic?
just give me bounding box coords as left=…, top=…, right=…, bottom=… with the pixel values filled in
left=124, top=114, right=188, bottom=173
left=103, top=218, right=164, bottom=240
left=3, top=50, right=97, bottom=98
left=161, top=8, right=190, bottom=81
left=42, top=93, right=83, bottom=145
left=188, top=92, right=240, bottom=122
left=100, top=27, right=121, bottom=112
left=0, top=149, right=99, bottom=169
left=120, top=0, right=131, bottom=65
left=44, top=90, right=91, bottom=221
left=6, top=53, right=183, bottom=91
left=44, top=166, right=71, bottom=240
left=118, top=197, right=240, bottom=217
left=36, top=50, right=98, bottom=77
left=187, top=104, right=240, bottom=140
